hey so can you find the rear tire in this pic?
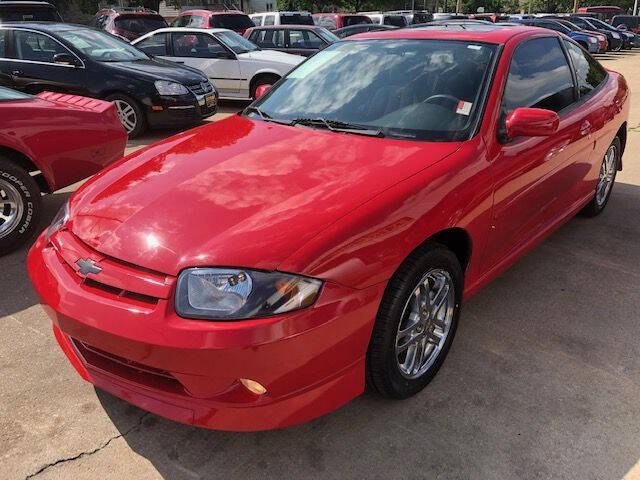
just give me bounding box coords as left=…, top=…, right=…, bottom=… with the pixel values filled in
left=106, top=93, right=147, bottom=139
left=250, top=74, right=280, bottom=99
left=580, top=136, right=621, bottom=217
left=366, top=243, right=463, bottom=399
left=0, top=158, right=42, bottom=255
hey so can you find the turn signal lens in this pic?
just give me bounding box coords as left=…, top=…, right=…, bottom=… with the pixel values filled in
left=240, top=378, right=267, bottom=395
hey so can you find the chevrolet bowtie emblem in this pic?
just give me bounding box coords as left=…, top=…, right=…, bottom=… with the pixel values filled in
left=76, top=258, right=102, bottom=275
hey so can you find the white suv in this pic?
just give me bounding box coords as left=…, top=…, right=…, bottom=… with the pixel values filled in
left=250, top=11, right=314, bottom=27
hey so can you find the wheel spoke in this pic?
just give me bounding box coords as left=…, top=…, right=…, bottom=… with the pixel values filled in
left=429, top=280, right=450, bottom=319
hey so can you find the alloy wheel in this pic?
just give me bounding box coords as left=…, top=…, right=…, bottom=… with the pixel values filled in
left=596, top=144, right=617, bottom=206
left=114, top=99, right=137, bottom=134
left=395, top=269, right=455, bottom=379
left=0, top=179, right=24, bottom=240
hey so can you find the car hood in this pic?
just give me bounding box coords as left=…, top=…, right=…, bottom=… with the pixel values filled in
left=69, top=116, right=461, bottom=276
left=104, top=58, right=206, bottom=84
left=238, top=49, right=305, bottom=66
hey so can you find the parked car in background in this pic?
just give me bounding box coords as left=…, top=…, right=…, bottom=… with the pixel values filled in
left=133, top=28, right=303, bottom=99
left=469, top=13, right=510, bottom=22
left=312, top=13, right=372, bottom=30
left=407, top=19, right=492, bottom=29
left=564, top=15, right=624, bottom=51
left=515, top=18, right=601, bottom=53
left=387, top=10, right=432, bottom=24
left=245, top=25, right=337, bottom=57
left=249, top=11, right=314, bottom=26
left=360, top=12, right=408, bottom=27
left=0, top=87, right=126, bottom=254
left=333, top=23, right=397, bottom=38
left=577, top=5, right=623, bottom=22
left=171, top=10, right=254, bottom=34
left=92, top=6, right=167, bottom=42
left=0, top=1, right=61, bottom=22
left=28, top=25, right=628, bottom=432
left=545, top=17, right=609, bottom=52
left=586, top=17, right=635, bottom=49
left=432, top=13, right=468, bottom=20
left=507, top=14, right=535, bottom=20
left=0, top=23, right=217, bottom=137
left=612, top=15, right=640, bottom=33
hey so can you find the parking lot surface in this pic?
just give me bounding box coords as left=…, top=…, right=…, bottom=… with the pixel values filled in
left=2, top=51, right=640, bottom=480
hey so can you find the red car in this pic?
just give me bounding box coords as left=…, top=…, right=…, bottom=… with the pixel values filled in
left=28, top=26, right=629, bottom=431
left=312, top=13, right=373, bottom=30
left=92, top=7, right=168, bottom=42
left=170, top=10, right=255, bottom=34
left=1, top=88, right=126, bottom=254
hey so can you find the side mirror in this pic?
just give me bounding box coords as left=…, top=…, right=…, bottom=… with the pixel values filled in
left=617, top=24, right=628, bottom=30
left=505, top=107, right=559, bottom=139
left=254, top=84, right=271, bottom=99
left=53, top=53, right=78, bottom=66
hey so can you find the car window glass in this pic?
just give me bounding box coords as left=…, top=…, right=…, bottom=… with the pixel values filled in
left=0, top=31, right=5, bottom=57
left=187, top=15, right=204, bottom=27
left=136, top=33, right=167, bottom=56
left=264, top=15, right=275, bottom=26
left=564, top=40, right=607, bottom=96
left=254, top=29, right=284, bottom=48
left=288, top=30, right=323, bottom=49
left=0, top=86, right=32, bottom=100
left=171, top=15, right=188, bottom=27
left=502, top=37, right=575, bottom=114
left=172, top=32, right=227, bottom=58
left=13, top=30, right=67, bottom=63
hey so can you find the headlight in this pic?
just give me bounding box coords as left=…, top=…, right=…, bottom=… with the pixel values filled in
left=588, top=37, right=597, bottom=43
left=612, top=32, right=620, bottom=39
left=175, top=268, right=323, bottom=320
left=154, top=80, right=189, bottom=96
left=45, top=201, right=69, bottom=241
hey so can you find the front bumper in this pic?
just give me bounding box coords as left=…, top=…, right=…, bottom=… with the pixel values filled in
left=27, top=230, right=384, bottom=431
left=146, top=92, right=218, bottom=129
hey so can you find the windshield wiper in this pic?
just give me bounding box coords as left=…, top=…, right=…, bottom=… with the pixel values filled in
left=243, top=106, right=292, bottom=125
left=291, top=117, right=384, bottom=137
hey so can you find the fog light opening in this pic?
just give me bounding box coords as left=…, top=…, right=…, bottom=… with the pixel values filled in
left=240, top=378, right=267, bottom=395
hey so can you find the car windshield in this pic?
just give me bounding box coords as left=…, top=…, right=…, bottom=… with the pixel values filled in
left=343, top=15, right=372, bottom=26
left=215, top=30, right=259, bottom=53
left=588, top=18, right=617, bottom=31
left=316, top=28, right=339, bottom=43
left=0, top=7, right=62, bottom=22
left=0, top=86, right=32, bottom=101
left=114, top=15, right=167, bottom=34
left=250, top=39, right=497, bottom=141
left=558, top=20, right=580, bottom=31
left=280, top=14, right=314, bottom=25
left=210, top=14, right=254, bottom=30
left=59, top=29, right=148, bottom=62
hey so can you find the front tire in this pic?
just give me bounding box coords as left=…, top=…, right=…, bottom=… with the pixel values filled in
left=0, top=158, right=42, bottom=255
left=580, top=136, right=621, bottom=217
left=366, top=243, right=463, bottom=399
left=106, top=93, right=147, bottom=139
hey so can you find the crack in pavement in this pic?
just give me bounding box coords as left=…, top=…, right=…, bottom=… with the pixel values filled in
left=24, top=412, right=151, bottom=479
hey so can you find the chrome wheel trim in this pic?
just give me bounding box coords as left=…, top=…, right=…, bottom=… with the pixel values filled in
left=395, top=269, right=455, bottom=380
left=0, top=179, right=24, bottom=240
left=113, top=99, right=137, bottom=133
left=596, top=145, right=617, bottom=206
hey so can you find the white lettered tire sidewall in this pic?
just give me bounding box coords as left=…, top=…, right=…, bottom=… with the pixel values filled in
left=0, top=158, right=42, bottom=255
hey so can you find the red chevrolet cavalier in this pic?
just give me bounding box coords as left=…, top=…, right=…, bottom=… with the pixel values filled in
left=1, top=88, right=126, bottom=254
left=28, top=26, right=629, bottom=431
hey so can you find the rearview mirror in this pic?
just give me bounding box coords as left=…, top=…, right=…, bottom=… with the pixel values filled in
left=53, top=53, right=78, bottom=66
left=254, top=84, right=271, bottom=99
left=505, top=107, right=559, bottom=139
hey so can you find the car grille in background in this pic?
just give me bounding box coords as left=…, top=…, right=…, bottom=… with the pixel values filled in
left=189, top=81, right=214, bottom=95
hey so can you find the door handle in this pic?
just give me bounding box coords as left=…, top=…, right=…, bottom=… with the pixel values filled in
left=173, top=61, right=185, bottom=64
left=11, top=70, right=24, bottom=77
left=579, top=120, right=591, bottom=136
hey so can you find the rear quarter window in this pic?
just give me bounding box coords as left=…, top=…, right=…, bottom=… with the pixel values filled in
left=564, top=40, right=607, bottom=96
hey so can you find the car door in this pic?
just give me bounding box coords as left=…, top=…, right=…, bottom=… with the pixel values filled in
left=485, top=36, right=592, bottom=269
left=4, top=28, right=89, bottom=95
left=0, top=29, right=13, bottom=88
left=165, top=31, right=240, bottom=95
left=135, top=31, right=169, bottom=57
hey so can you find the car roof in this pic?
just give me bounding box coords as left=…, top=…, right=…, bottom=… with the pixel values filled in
left=247, top=24, right=319, bottom=30
left=0, top=1, right=55, bottom=5
left=136, top=27, right=230, bottom=35
left=350, top=25, right=544, bottom=44
left=177, top=9, right=245, bottom=16
left=0, top=22, right=86, bottom=31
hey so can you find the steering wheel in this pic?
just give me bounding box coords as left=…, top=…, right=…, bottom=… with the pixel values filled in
left=422, top=94, right=460, bottom=109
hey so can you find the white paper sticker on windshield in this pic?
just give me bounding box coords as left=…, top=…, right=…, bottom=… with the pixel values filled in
left=456, top=101, right=472, bottom=116
left=468, top=45, right=483, bottom=50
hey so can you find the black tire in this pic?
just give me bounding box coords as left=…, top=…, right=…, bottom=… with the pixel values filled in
left=580, top=136, right=621, bottom=218
left=613, top=41, right=623, bottom=52
left=0, top=158, right=42, bottom=255
left=250, top=74, right=280, bottom=99
left=366, top=243, right=463, bottom=399
left=106, top=93, right=147, bottom=139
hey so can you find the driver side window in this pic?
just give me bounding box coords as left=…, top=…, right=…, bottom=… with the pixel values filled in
left=136, top=33, right=167, bottom=56
left=171, top=33, right=228, bottom=59
left=12, top=30, right=68, bottom=63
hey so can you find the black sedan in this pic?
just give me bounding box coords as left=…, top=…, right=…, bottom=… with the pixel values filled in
left=244, top=25, right=338, bottom=57
left=333, top=24, right=397, bottom=38
left=562, top=16, right=625, bottom=51
left=0, top=23, right=218, bottom=137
